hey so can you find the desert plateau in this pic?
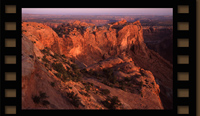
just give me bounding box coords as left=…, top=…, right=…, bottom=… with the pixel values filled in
left=22, top=9, right=173, bottom=110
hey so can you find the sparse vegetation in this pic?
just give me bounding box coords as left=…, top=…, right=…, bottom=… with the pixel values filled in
left=54, top=73, right=61, bottom=78
left=40, top=47, right=50, bottom=54
left=124, top=77, right=132, bottom=82
left=50, top=82, right=55, bottom=87
left=103, top=68, right=117, bottom=84
left=39, top=91, right=48, bottom=99
left=52, top=63, right=65, bottom=73
left=80, top=91, right=90, bottom=97
left=52, top=62, right=82, bottom=82
left=139, top=68, right=146, bottom=76
left=67, top=91, right=81, bottom=107
left=29, top=55, right=34, bottom=59
left=44, top=63, right=49, bottom=68
left=134, top=74, right=141, bottom=78
left=100, top=89, right=110, bottom=95
left=141, top=92, right=144, bottom=97
left=32, top=91, right=50, bottom=106
left=88, top=69, right=94, bottom=75
left=82, top=82, right=94, bottom=92
left=42, top=55, right=49, bottom=63
left=102, top=96, right=121, bottom=109
left=61, top=54, right=66, bottom=58
left=102, top=79, right=114, bottom=87
left=139, top=81, right=144, bottom=88
left=70, top=58, right=75, bottom=62
left=42, top=100, right=50, bottom=106
left=32, top=95, right=40, bottom=104
left=80, top=68, right=88, bottom=73
left=118, top=81, right=126, bottom=90
left=52, top=53, right=59, bottom=59
left=71, top=63, right=78, bottom=70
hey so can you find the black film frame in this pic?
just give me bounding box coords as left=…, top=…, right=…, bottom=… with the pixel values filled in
left=0, top=0, right=196, bottom=115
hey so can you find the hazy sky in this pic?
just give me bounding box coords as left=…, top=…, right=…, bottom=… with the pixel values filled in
left=22, top=8, right=173, bottom=15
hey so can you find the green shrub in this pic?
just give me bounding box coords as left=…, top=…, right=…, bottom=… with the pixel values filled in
left=102, top=96, right=121, bottom=109
left=120, top=85, right=125, bottom=90
left=92, top=71, right=98, bottom=76
left=71, top=64, right=78, bottom=70
left=73, top=75, right=82, bottom=82
left=124, top=77, right=132, bottom=82
left=82, top=82, right=94, bottom=92
left=61, top=54, right=66, bottom=58
left=87, top=69, right=101, bottom=77
left=141, top=92, right=144, bottom=97
left=90, top=83, right=94, bottom=86
left=66, top=60, right=71, bottom=65
left=88, top=69, right=94, bottom=75
left=54, top=73, right=61, bottom=78
left=63, top=72, right=72, bottom=81
left=50, top=82, right=55, bottom=87
left=70, top=58, right=75, bottom=62
left=108, top=75, right=117, bottom=84
left=52, top=63, right=82, bottom=82
left=67, top=91, right=81, bottom=107
left=32, top=92, right=50, bottom=106
left=102, top=79, right=113, bottom=87
left=85, top=84, right=91, bottom=92
left=39, top=91, right=48, bottom=99
left=80, top=69, right=87, bottom=73
left=42, top=100, right=50, bottom=106
left=40, top=48, right=50, bottom=54
left=103, top=68, right=113, bottom=77
left=42, top=56, right=49, bottom=63
left=32, top=95, right=40, bottom=104
left=118, top=81, right=126, bottom=90
left=52, top=63, right=66, bottom=73
left=80, top=91, right=90, bottom=97
left=29, top=55, right=34, bottom=59
left=53, top=53, right=59, bottom=59
left=102, top=68, right=117, bottom=84
left=139, top=68, right=146, bottom=76
left=44, top=63, right=49, bottom=68
left=134, top=74, right=141, bottom=78
left=101, top=89, right=110, bottom=95
left=139, top=81, right=144, bottom=88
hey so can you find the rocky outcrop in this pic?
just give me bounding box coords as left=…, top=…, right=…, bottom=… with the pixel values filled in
left=22, top=20, right=173, bottom=109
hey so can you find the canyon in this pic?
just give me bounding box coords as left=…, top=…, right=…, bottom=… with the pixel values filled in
left=22, top=19, right=173, bottom=109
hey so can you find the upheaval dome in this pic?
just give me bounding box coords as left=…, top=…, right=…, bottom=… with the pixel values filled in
left=22, top=20, right=173, bottom=109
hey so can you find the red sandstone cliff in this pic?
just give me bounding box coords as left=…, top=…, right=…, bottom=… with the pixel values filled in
left=22, top=20, right=173, bottom=109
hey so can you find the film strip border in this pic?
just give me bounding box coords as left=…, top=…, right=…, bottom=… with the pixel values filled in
left=0, top=0, right=196, bottom=116
left=175, top=0, right=196, bottom=115
left=1, top=0, right=21, bottom=115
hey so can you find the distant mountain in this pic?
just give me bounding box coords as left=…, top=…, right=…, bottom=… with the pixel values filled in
left=22, top=14, right=173, bottom=26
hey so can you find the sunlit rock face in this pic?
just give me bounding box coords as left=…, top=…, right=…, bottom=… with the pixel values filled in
left=21, top=20, right=173, bottom=109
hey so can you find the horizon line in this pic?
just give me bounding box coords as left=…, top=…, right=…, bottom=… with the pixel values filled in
left=22, top=13, right=173, bottom=16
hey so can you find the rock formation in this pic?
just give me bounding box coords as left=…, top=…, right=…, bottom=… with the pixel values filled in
left=22, top=20, right=173, bottom=109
